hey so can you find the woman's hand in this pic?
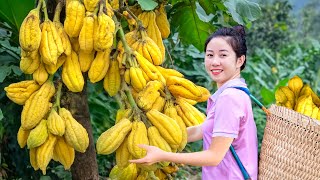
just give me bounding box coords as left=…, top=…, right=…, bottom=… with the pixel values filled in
left=129, top=144, right=166, bottom=165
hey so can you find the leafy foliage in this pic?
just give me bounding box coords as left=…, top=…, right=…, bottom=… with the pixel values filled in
left=168, top=0, right=261, bottom=51
left=246, top=0, right=294, bottom=53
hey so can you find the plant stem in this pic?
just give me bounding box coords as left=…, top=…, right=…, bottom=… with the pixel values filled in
left=53, top=2, right=62, bottom=22
left=117, top=23, right=132, bottom=54
left=53, top=81, right=63, bottom=109
left=114, top=93, right=125, bottom=109
left=41, top=0, right=49, bottom=21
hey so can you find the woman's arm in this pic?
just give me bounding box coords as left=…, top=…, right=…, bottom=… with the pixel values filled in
left=129, top=136, right=233, bottom=167
left=187, top=124, right=203, bottom=142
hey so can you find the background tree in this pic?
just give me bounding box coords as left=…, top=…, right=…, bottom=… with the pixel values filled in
left=0, top=0, right=261, bottom=179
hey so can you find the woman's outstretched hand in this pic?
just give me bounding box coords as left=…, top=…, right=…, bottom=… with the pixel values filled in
left=129, top=144, right=166, bottom=165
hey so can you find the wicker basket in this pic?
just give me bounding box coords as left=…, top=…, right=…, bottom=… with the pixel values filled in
left=258, top=105, right=320, bottom=180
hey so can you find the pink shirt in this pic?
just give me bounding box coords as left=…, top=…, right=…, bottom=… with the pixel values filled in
left=202, top=78, right=258, bottom=180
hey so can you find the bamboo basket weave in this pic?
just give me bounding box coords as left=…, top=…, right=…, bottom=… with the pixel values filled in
left=258, top=105, right=320, bottom=179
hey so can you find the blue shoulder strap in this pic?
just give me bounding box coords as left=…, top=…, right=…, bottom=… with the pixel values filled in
left=227, top=86, right=269, bottom=180
left=231, top=86, right=269, bottom=115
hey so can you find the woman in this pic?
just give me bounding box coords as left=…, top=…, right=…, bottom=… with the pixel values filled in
left=130, top=25, right=258, bottom=180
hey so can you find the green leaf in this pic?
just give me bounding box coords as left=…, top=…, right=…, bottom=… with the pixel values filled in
left=0, top=65, right=12, bottom=83
left=10, top=65, right=22, bottom=76
left=0, top=109, right=3, bottom=121
left=198, top=0, right=224, bottom=15
left=171, top=2, right=216, bottom=51
left=0, top=0, right=35, bottom=33
left=224, top=0, right=261, bottom=25
left=260, top=87, right=275, bottom=105
left=39, top=176, right=51, bottom=180
left=137, top=0, right=158, bottom=11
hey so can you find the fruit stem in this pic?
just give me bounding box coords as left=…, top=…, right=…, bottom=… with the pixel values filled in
left=41, top=0, right=49, bottom=21
left=53, top=2, right=63, bottom=22
left=53, top=80, right=63, bottom=109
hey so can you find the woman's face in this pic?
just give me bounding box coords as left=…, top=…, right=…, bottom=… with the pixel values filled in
left=204, top=37, right=244, bottom=88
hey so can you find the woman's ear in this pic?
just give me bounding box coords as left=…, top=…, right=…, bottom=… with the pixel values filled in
left=236, top=55, right=246, bottom=68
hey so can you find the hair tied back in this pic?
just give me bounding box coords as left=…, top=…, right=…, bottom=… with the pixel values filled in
left=232, top=25, right=246, bottom=37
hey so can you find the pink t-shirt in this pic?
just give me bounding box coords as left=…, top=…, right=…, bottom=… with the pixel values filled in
left=201, top=78, right=258, bottom=180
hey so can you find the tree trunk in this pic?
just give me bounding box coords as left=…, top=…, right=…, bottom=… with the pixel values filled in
left=60, top=75, right=99, bottom=180
left=45, top=0, right=99, bottom=179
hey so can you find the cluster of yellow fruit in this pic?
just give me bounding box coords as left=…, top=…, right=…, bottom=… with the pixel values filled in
left=6, top=0, right=211, bottom=178
left=275, top=75, right=320, bottom=120
left=4, top=80, right=89, bottom=174
left=94, top=2, right=210, bottom=180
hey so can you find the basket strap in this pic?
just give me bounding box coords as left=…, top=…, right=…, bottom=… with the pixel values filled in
left=230, top=145, right=251, bottom=180
left=227, top=86, right=267, bottom=180
left=231, top=86, right=271, bottom=116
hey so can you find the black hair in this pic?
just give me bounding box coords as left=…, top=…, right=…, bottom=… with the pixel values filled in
left=204, top=25, right=247, bottom=71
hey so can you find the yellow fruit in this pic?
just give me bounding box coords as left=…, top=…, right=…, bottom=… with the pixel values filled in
left=44, top=54, right=67, bottom=75
left=164, top=100, right=187, bottom=152
left=156, top=66, right=184, bottom=80
left=78, top=50, right=95, bottom=72
left=148, top=126, right=171, bottom=152
left=32, top=62, right=49, bottom=85
left=109, top=164, right=138, bottom=180
left=176, top=97, right=206, bottom=124
left=155, top=4, right=170, bottom=39
left=39, top=20, right=64, bottom=65
left=96, top=118, right=132, bottom=155
left=59, top=108, right=89, bottom=153
left=175, top=105, right=198, bottom=127
left=134, top=51, right=166, bottom=84
left=21, top=80, right=55, bottom=130
left=168, top=85, right=201, bottom=100
left=146, top=109, right=182, bottom=146
left=275, top=86, right=295, bottom=108
left=29, top=147, right=39, bottom=170
left=19, top=8, right=41, bottom=52
left=84, top=0, right=99, bottom=11
left=127, top=120, right=149, bottom=158
left=115, top=108, right=132, bottom=124
left=116, top=137, right=132, bottom=168
left=53, top=3, right=72, bottom=56
left=138, top=11, right=165, bottom=59
left=104, top=60, right=121, bottom=96
left=64, top=0, right=85, bottom=37
left=4, top=80, right=40, bottom=105
left=17, top=127, right=30, bottom=148
left=47, top=108, right=65, bottom=136
left=62, top=51, right=84, bottom=92
left=136, top=80, right=163, bottom=111
left=27, top=120, right=48, bottom=149
left=299, top=84, right=320, bottom=107
left=151, top=96, right=166, bottom=112
left=88, top=49, right=111, bottom=83
left=94, top=9, right=115, bottom=51
left=129, top=67, right=147, bottom=91
left=20, top=50, right=40, bottom=74
left=140, top=30, right=164, bottom=65
left=288, top=75, right=303, bottom=99
left=167, top=76, right=201, bottom=97
left=53, top=136, right=75, bottom=170
left=79, top=12, right=95, bottom=53
left=36, top=133, right=57, bottom=175
left=295, top=95, right=314, bottom=117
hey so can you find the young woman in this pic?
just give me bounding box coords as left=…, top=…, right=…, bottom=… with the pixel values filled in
left=130, top=25, right=258, bottom=180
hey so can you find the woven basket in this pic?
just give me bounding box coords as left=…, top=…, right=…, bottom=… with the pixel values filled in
left=258, top=105, right=320, bottom=180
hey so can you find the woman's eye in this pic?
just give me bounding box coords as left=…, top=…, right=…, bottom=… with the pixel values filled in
left=206, top=54, right=213, bottom=57
left=220, top=54, right=227, bottom=57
